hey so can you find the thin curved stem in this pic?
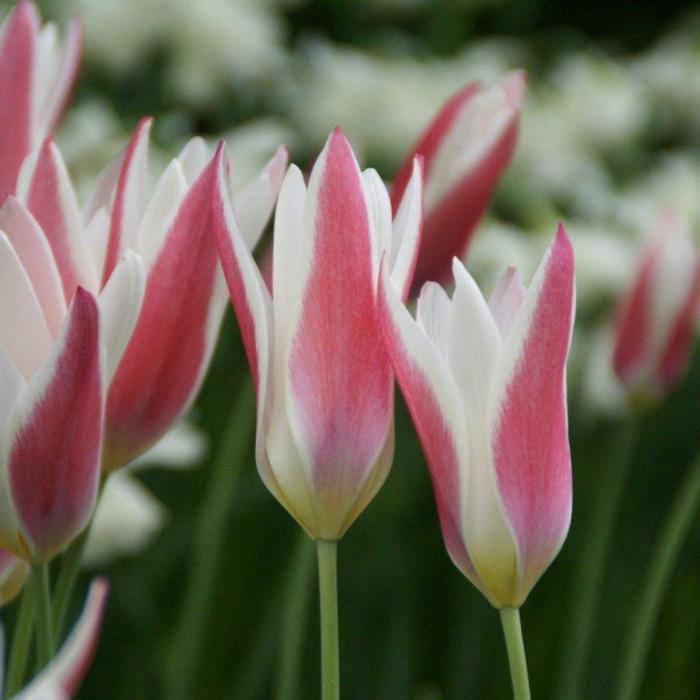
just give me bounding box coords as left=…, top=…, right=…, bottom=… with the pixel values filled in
left=164, top=379, right=256, bottom=700
left=613, top=456, right=700, bottom=700
left=558, top=412, right=643, bottom=699
left=275, top=533, right=316, bottom=700
left=316, top=540, right=339, bottom=700
left=499, top=607, right=531, bottom=700
left=4, top=583, right=35, bottom=697
left=51, top=527, right=89, bottom=642
left=31, top=564, right=53, bottom=671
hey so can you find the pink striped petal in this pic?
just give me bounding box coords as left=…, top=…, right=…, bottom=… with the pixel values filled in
left=489, top=224, right=575, bottom=603
left=101, top=117, right=152, bottom=287
left=0, top=0, right=37, bottom=201
left=655, top=255, right=700, bottom=390
left=22, top=140, right=95, bottom=299
left=612, top=245, right=656, bottom=384
left=378, top=263, right=483, bottom=591
left=7, top=288, right=102, bottom=561
left=0, top=196, right=66, bottom=336
left=18, top=577, right=108, bottom=698
left=103, top=148, right=222, bottom=470
left=286, top=129, right=392, bottom=520
left=488, top=266, right=526, bottom=338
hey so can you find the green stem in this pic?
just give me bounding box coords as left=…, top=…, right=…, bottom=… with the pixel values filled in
left=613, top=456, right=700, bottom=700
left=51, top=527, right=89, bottom=641
left=558, top=412, right=642, bottom=699
left=316, top=540, right=339, bottom=700
left=31, top=564, right=53, bottom=670
left=4, top=583, right=35, bottom=697
left=275, top=533, right=316, bottom=700
left=499, top=607, right=531, bottom=700
left=164, top=379, right=256, bottom=700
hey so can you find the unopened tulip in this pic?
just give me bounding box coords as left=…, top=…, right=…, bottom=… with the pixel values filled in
left=613, top=211, right=700, bottom=399
left=391, top=71, right=524, bottom=290
left=379, top=225, right=575, bottom=607
left=212, top=128, right=423, bottom=540
left=13, top=577, right=108, bottom=699
left=0, top=0, right=81, bottom=201
left=16, top=119, right=286, bottom=471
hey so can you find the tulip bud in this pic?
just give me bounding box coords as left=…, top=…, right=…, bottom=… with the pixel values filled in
left=391, top=70, right=524, bottom=290
left=0, top=0, right=81, bottom=201
left=212, top=128, right=423, bottom=540
left=613, top=211, right=700, bottom=401
left=379, top=225, right=575, bottom=607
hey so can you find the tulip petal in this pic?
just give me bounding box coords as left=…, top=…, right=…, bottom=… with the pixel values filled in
left=489, top=224, right=574, bottom=602
left=0, top=196, right=66, bottom=336
left=7, top=288, right=102, bottom=561
left=20, top=140, right=97, bottom=297
left=98, top=250, right=145, bottom=383
left=389, top=157, right=423, bottom=301
left=361, top=168, right=393, bottom=293
left=232, top=145, right=288, bottom=249
left=0, top=233, right=52, bottom=379
left=0, top=546, right=28, bottom=606
left=488, top=266, right=526, bottom=338
left=101, top=117, right=152, bottom=287
left=285, top=130, right=393, bottom=530
left=378, top=264, right=483, bottom=590
left=17, top=577, right=108, bottom=698
left=0, top=0, right=37, bottom=200
left=104, top=148, right=222, bottom=469
left=176, top=136, right=209, bottom=183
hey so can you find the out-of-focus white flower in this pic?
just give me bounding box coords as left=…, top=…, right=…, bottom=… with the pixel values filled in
left=63, top=0, right=287, bottom=103
left=84, top=421, right=208, bottom=567
left=285, top=39, right=525, bottom=166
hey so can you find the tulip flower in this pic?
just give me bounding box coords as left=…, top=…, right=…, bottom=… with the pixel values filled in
left=0, top=0, right=81, bottom=202
left=379, top=225, right=575, bottom=608
left=212, top=128, right=422, bottom=540
left=9, top=578, right=108, bottom=699
left=391, top=70, right=524, bottom=290
left=613, top=211, right=700, bottom=400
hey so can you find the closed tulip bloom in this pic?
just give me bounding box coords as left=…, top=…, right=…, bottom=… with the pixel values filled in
left=212, top=129, right=423, bottom=540
left=379, top=225, right=575, bottom=607
left=13, top=578, right=108, bottom=699
left=16, top=119, right=286, bottom=472
left=391, top=71, right=524, bottom=290
left=613, top=211, right=700, bottom=399
left=0, top=0, right=81, bottom=201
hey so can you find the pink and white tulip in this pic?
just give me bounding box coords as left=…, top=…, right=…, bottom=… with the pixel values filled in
left=391, top=71, right=524, bottom=290
left=11, top=578, right=108, bottom=699
left=212, top=128, right=423, bottom=540
left=0, top=0, right=81, bottom=202
left=613, top=211, right=700, bottom=399
left=379, top=226, right=575, bottom=607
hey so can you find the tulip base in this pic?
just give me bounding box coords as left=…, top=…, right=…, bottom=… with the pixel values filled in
left=500, top=607, right=531, bottom=700
left=317, top=539, right=339, bottom=700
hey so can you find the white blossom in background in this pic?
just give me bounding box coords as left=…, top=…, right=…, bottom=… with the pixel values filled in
left=84, top=422, right=207, bottom=568
left=62, top=0, right=287, bottom=103
left=284, top=38, right=525, bottom=165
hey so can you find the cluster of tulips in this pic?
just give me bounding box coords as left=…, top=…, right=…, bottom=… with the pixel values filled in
left=1, top=2, right=700, bottom=699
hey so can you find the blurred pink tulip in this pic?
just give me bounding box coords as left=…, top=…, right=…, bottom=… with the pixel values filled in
left=391, top=71, right=524, bottom=290
left=379, top=225, right=575, bottom=607
left=212, top=129, right=423, bottom=539
left=13, top=578, right=108, bottom=699
left=0, top=0, right=80, bottom=202
left=613, top=211, right=700, bottom=399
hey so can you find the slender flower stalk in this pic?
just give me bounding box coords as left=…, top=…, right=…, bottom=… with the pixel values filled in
left=317, top=541, right=339, bottom=700
left=165, top=379, right=256, bottom=700
left=51, top=527, right=90, bottom=641
left=4, top=584, right=34, bottom=697
left=500, top=608, right=531, bottom=700
left=30, top=564, right=53, bottom=669
left=613, top=456, right=700, bottom=700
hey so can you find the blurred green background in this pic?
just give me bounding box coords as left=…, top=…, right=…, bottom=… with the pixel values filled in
left=4, top=0, right=700, bottom=697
